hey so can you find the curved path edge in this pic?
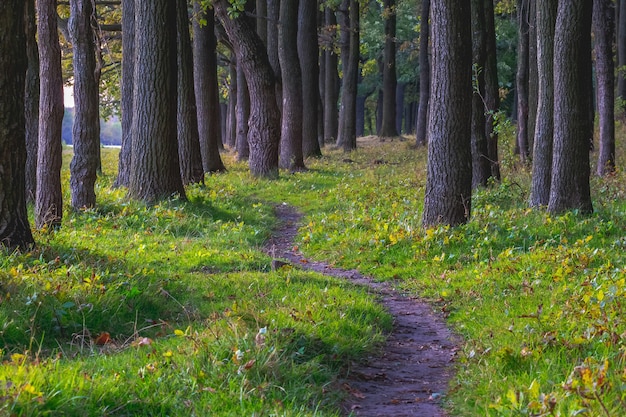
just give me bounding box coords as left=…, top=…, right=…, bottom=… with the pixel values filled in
left=264, top=203, right=460, bottom=417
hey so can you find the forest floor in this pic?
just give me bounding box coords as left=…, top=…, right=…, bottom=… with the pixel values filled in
left=265, top=203, right=460, bottom=417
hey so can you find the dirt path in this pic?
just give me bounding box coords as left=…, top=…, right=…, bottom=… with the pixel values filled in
left=264, top=203, right=459, bottom=417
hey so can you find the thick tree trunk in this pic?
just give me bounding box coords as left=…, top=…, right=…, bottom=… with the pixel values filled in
left=213, top=0, right=281, bottom=178
left=471, top=0, right=491, bottom=189
left=323, top=7, right=339, bottom=143
left=529, top=0, right=557, bottom=207
left=36, top=0, right=64, bottom=229
left=0, top=0, right=35, bottom=250
left=379, top=0, right=398, bottom=138
left=617, top=0, right=626, bottom=107
left=177, top=0, right=204, bottom=185
left=115, top=0, right=134, bottom=188
left=279, top=0, right=305, bottom=171
left=298, top=0, right=322, bottom=158
left=422, top=0, right=472, bottom=227
left=516, top=0, right=530, bottom=163
left=256, top=0, right=267, bottom=45
left=24, top=0, right=39, bottom=204
left=548, top=0, right=593, bottom=215
left=527, top=0, right=537, bottom=158
left=69, top=0, right=101, bottom=210
left=192, top=2, right=226, bottom=173
left=235, top=62, right=250, bottom=160
left=128, top=0, right=185, bottom=202
left=226, top=58, right=237, bottom=148
left=415, top=0, right=430, bottom=146
left=267, top=0, right=282, bottom=113
left=337, top=0, right=359, bottom=151
left=594, top=0, right=616, bottom=176
left=484, top=0, right=501, bottom=180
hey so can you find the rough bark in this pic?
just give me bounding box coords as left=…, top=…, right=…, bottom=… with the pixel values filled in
left=279, top=0, right=305, bottom=171
left=24, top=0, right=39, bottom=204
left=516, top=0, right=530, bottom=162
left=530, top=0, right=557, bottom=207
left=415, top=0, right=430, bottom=146
left=594, top=0, right=616, bottom=176
left=484, top=0, right=501, bottom=180
left=471, top=0, right=491, bottom=189
left=337, top=0, right=359, bottom=151
left=0, top=0, right=35, bottom=250
left=298, top=0, right=322, bottom=158
left=36, top=0, right=64, bottom=229
left=213, top=0, right=281, bottom=178
left=527, top=0, right=537, bottom=157
left=115, top=0, right=134, bottom=188
left=256, top=0, right=267, bottom=45
left=379, top=0, right=398, bottom=138
left=69, top=0, right=101, bottom=210
left=618, top=0, right=626, bottom=106
left=323, top=6, right=339, bottom=143
left=422, top=0, right=472, bottom=227
left=267, top=0, right=282, bottom=112
left=548, top=0, right=593, bottom=214
left=235, top=62, right=250, bottom=160
left=226, top=57, right=237, bottom=148
left=128, top=0, right=186, bottom=202
left=192, top=2, right=226, bottom=174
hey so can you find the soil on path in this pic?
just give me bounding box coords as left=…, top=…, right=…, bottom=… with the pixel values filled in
left=264, top=203, right=460, bottom=417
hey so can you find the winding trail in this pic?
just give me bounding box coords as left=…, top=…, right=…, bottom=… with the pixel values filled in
left=264, top=203, right=459, bottom=417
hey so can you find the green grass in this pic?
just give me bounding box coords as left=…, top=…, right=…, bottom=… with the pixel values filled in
left=1, top=130, right=625, bottom=416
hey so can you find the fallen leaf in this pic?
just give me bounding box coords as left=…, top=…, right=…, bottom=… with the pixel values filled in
left=94, top=332, right=111, bottom=345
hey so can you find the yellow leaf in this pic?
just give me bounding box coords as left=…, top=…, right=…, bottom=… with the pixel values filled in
left=597, top=290, right=605, bottom=301
left=163, top=350, right=173, bottom=358
left=506, top=389, right=519, bottom=408
left=528, top=379, right=540, bottom=398
left=174, top=329, right=185, bottom=336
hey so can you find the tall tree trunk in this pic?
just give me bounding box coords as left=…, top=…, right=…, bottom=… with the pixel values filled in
left=256, top=0, right=267, bottom=45
left=617, top=0, right=626, bottom=108
left=298, top=0, right=322, bottom=158
left=129, top=0, right=185, bottom=202
left=484, top=0, right=501, bottom=180
left=527, top=0, right=537, bottom=158
left=0, top=0, right=35, bottom=250
left=594, top=0, right=616, bottom=176
left=548, top=0, right=593, bottom=214
left=226, top=57, right=237, bottom=148
left=177, top=0, right=204, bottom=185
left=235, top=62, right=250, bottom=160
left=530, top=0, right=557, bottom=207
left=516, top=0, right=530, bottom=163
left=115, top=0, right=134, bottom=188
left=24, top=0, right=39, bottom=204
left=213, top=0, right=281, bottom=178
left=395, top=82, right=405, bottom=134
left=193, top=2, right=226, bottom=173
left=69, top=0, right=101, bottom=210
left=279, top=0, right=305, bottom=171
left=379, top=0, right=398, bottom=138
left=36, top=0, right=64, bottom=229
left=471, top=0, right=491, bottom=188
left=337, top=0, right=359, bottom=151
left=415, top=0, right=430, bottom=146
left=323, top=6, right=339, bottom=143
left=267, top=0, right=282, bottom=113
left=422, top=0, right=472, bottom=227
left=337, top=0, right=350, bottom=144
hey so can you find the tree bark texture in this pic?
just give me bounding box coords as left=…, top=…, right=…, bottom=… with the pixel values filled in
left=617, top=0, right=626, bottom=105
left=548, top=0, right=593, bottom=214
left=337, top=0, right=359, bottom=151
left=192, top=2, right=226, bottom=174
left=298, top=0, right=322, bottom=158
left=129, top=0, right=185, bottom=202
left=213, top=0, right=281, bottom=178
left=36, top=0, right=64, bottom=229
left=593, top=0, right=616, bottom=176
left=530, top=0, right=556, bottom=207
left=256, top=0, right=267, bottom=45
left=323, top=6, right=339, bottom=143
left=116, top=0, right=134, bottom=188
left=24, top=0, right=39, bottom=204
left=527, top=0, right=537, bottom=158
left=415, top=0, right=430, bottom=146
left=279, top=0, right=305, bottom=171
left=516, top=0, right=530, bottom=162
left=379, top=0, right=398, bottom=138
left=69, top=0, right=101, bottom=210
left=0, top=0, right=35, bottom=249
left=422, top=0, right=473, bottom=227
left=226, top=58, right=237, bottom=148
left=236, top=62, right=250, bottom=160
left=267, top=0, right=282, bottom=112
left=483, top=0, right=500, bottom=180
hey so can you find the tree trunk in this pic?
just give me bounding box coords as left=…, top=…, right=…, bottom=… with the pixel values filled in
left=548, top=0, right=593, bottom=215
left=235, top=62, right=250, bottom=160
left=415, top=0, right=430, bottom=147
left=527, top=0, right=537, bottom=158
left=128, top=0, right=185, bottom=203
left=69, top=0, right=101, bottom=210
left=36, top=0, right=64, bottom=229
left=226, top=57, right=237, bottom=148
left=298, top=0, right=322, bottom=158
left=337, top=0, right=359, bottom=151
left=594, top=0, right=616, bottom=176
left=379, top=0, right=398, bottom=138
left=193, top=2, right=226, bottom=173
left=422, top=0, right=472, bottom=227
left=395, top=82, right=405, bottom=134
left=529, top=0, right=556, bottom=207
left=24, top=0, right=39, bottom=204
left=256, top=0, right=267, bottom=45
left=0, top=0, right=35, bottom=250
left=516, top=0, right=530, bottom=163
left=617, top=0, right=626, bottom=107
left=483, top=0, right=501, bottom=180
left=278, top=0, right=305, bottom=171
left=323, top=6, right=339, bottom=143
left=115, top=0, right=134, bottom=188
left=213, top=0, right=281, bottom=178
left=267, top=0, right=282, bottom=113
